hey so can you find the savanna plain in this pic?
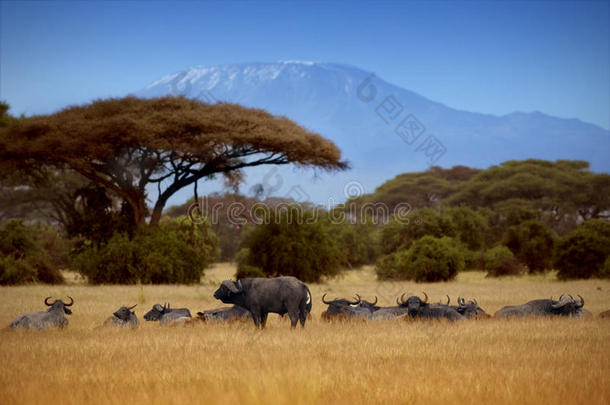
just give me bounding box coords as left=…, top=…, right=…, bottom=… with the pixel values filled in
left=1, top=263, right=609, bottom=405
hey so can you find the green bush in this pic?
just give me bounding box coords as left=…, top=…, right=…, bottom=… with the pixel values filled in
left=445, top=206, right=488, bottom=251
left=0, top=220, right=64, bottom=285
left=0, top=256, right=37, bottom=285
left=554, top=219, right=610, bottom=279
left=374, top=253, right=402, bottom=280
left=332, top=221, right=379, bottom=268
left=504, top=220, right=556, bottom=273
left=375, top=236, right=464, bottom=282
left=234, top=248, right=266, bottom=279
left=484, top=245, right=524, bottom=277
left=73, top=216, right=217, bottom=284
left=238, top=207, right=342, bottom=283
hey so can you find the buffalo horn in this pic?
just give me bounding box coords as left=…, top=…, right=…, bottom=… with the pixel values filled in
left=44, top=297, right=55, bottom=306
left=65, top=296, right=74, bottom=307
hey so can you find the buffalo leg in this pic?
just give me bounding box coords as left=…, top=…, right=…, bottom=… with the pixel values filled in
left=288, top=312, right=299, bottom=328
left=260, top=312, right=268, bottom=328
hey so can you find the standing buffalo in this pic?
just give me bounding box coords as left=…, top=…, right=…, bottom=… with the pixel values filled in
left=213, top=276, right=312, bottom=328
left=321, top=294, right=373, bottom=321
left=494, top=295, right=585, bottom=318
left=9, top=297, right=74, bottom=330
left=104, top=305, right=139, bottom=328
left=144, top=303, right=192, bottom=324
left=196, top=305, right=251, bottom=323
left=401, top=292, right=464, bottom=321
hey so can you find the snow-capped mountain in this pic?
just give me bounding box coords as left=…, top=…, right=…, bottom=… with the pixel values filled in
left=138, top=61, right=610, bottom=206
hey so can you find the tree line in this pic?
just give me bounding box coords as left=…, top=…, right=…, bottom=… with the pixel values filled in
left=1, top=98, right=608, bottom=284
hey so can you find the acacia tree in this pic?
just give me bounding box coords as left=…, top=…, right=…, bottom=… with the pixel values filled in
left=0, top=96, right=347, bottom=229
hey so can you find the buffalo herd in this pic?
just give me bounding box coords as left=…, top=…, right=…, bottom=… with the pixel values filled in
left=5, top=277, right=609, bottom=331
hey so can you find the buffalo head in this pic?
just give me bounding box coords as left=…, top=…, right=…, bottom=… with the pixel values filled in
left=213, top=280, right=244, bottom=304
left=144, top=303, right=170, bottom=321
left=457, top=297, right=488, bottom=318
left=551, top=294, right=584, bottom=316
left=114, top=304, right=137, bottom=321
left=45, top=296, right=73, bottom=315
left=400, top=292, right=429, bottom=316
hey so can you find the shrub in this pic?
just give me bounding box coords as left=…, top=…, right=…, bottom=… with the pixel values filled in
left=234, top=248, right=266, bottom=279
left=374, top=253, right=402, bottom=280
left=484, top=245, right=524, bottom=277
left=238, top=207, right=342, bottom=283
left=375, top=236, right=464, bottom=282
left=445, top=206, right=488, bottom=250
left=332, top=221, right=379, bottom=268
left=504, top=220, right=556, bottom=273
left=0, top=220, right=64, bottom=284
left=73, top=216, right=217, bottom=284
left=554, top=219, right=610, bottom=279
left=0, top=256, right=37, bottom=285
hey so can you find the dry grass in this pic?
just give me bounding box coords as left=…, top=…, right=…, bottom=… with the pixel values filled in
left=1, top=264, right=609, bottom=405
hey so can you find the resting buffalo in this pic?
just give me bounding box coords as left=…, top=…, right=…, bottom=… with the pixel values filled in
left=104, top=305, right=139, bottom=328
left=9, top=297, right=74, bottom=330
left=401, top=293, right=464, bottom=321
left=494, top=295, right=585, bottom=318
left=144, top=303, right=192, bottom=324
left=358, top=294, right=410, bottom=320
left=450, top=297, right=489, bottom=319
left=196, top=305, right=251, bottom=323
left=321, top=294, right=373, bottom=321
left=213, top=276, right=312, bottom=328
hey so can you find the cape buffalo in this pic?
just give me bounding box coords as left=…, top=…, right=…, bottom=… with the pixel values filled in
left=494, top=294, right=585, bottom=318
left=401, top=292, right=464, bottom=321
left=104, top=305, right=139, bottom=328
left=196, top=305, right=251, bottom=323
left=355, top=294, right=410, bottom=320
left=213, top=276, right=312, bottom=328
left=144, top=303, right=191, bottom=324
left=9, top=297, right=74, bottom=330
left=454, top=297, right=489, bottom=319
left=321, top=294, right=373, bottom=321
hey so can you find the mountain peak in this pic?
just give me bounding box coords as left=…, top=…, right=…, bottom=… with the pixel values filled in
left=138, top=61, right=609, bottom=204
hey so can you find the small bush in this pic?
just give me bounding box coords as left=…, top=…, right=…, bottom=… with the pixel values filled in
left=554, top=219, right=610, bottom=279
left=234, top=248, right=266, bottom=279
left=239, top=207, right=342, bottom=283
left=376, top=236, right=464, bottom=282
left=0, top=256, right=37, bottom=285
left=504, top=220, right=555, bottom=273
left=484, top=245, right=524, bottom=277
left=73, top=216, right=217, bottom=284
left=374, top=253, right=401, bottom=280
left=0, top=220, right=64, bottom=284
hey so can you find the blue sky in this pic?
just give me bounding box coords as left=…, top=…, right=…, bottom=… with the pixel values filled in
left=1, top=0, right=609, bottom=129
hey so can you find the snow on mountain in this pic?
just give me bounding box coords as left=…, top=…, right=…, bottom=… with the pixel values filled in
left=137, top=61, right=610, bottom=206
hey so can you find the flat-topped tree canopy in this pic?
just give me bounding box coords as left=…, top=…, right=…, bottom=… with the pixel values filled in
left=0, top=96, right=348, bottom=227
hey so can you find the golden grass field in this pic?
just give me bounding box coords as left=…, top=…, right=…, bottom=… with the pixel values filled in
left=1, top=263, right=609, bottom=405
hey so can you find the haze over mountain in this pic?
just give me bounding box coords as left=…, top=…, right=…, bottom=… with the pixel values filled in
left=138, top=61, right=610, bottom=206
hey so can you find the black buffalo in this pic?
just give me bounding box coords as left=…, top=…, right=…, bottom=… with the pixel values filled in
left=214, top=276, right=312, bottom=328
left=401, top=292, right=464, bottom=321
left=196, top=305, right=251, bottom=323
left=9, top=297, right=74, bottom=330
left=144, top=303, right=192, bottom=324
left=321, top=294, right=373, bottom=320
left=494, top=294, right=585, bottom=318
left=104, top=305, right=139, bottom=328
left=354, top=294, right=410, bottom=320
